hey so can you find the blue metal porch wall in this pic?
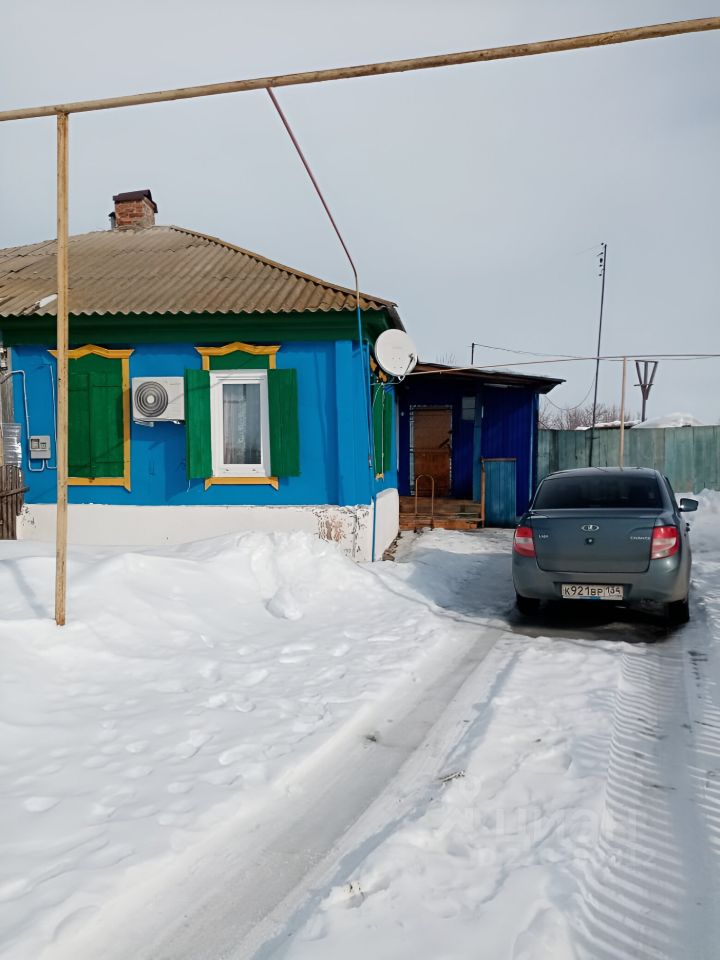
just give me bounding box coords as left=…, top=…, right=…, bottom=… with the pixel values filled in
left=397, top=383, right=477, bottom=497
left=480, top=386, right=535, bottom=515
left=399, top=381, right=539, bottom=512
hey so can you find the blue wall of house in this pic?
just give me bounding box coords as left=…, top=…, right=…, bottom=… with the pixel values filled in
left=479, top=386, right=536, bottom=516
left=11, top=341, right=395, bottom=508
left=398, top=381, right=537, bottom=516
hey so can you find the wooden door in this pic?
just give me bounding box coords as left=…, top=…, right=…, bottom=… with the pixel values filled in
left=412, top=407, right=452, bottom=496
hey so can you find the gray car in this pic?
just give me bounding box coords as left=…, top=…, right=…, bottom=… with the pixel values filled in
left=512, top=467, right=698, bottom=623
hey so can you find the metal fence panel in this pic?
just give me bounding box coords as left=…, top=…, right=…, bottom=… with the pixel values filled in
left=690, top=427, right=720, bottom=492
left=537, top=430, right=556, bottom=477
left=538, top=426, right=720, bottom=493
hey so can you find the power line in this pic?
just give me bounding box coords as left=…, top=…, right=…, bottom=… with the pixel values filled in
left=469, top=341, right=590, bottom=360
left=409, top=352, right=720, bottom=375
left=468, top=341, right=720, bottom=365
left=543, top=378, right=596, bottom=412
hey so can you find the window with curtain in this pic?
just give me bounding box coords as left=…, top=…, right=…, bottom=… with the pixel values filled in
left=222, top=382, right=262, bottom=464
left=209, top=371, right=270, bottom=476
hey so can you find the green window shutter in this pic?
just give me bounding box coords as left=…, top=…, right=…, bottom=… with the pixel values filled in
left=88, top=372, right=124, bottom=477
left=383, top=385, right=393, bottom=474
left=68, top=372, right=92, bottom=476
left=268, top=368, right=300, bottom=477
left=185, top=368, right=212, bottom=479
left=68, top=360, right=124, bottom=479
left=372, top=382, right=387, bottom=476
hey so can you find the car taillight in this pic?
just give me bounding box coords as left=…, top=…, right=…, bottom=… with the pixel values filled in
left=651, top=525, right=679, bottom=560
left=513, top=525, right=536, bottom=558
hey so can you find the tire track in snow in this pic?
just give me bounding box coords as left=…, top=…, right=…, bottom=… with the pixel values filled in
left=45, top=623, right=507, bottom=960
left=243, top=639, right=521, bottom=960
left=576, top=586, right=720, bottom=960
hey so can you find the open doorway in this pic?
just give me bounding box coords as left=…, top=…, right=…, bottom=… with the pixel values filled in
left=410, top=405, right=452, bottom=496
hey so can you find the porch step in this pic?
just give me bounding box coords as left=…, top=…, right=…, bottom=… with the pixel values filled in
left=399, top=496, right=482, bottom=516
left=399, top=513, right=482, bottom=532
left=399, top=495, right=485, bottom=532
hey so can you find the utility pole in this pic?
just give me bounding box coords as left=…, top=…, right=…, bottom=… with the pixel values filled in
left=619, top=357, right=627, bottom=468
left=589, top=242, right=607, bottom=467
left=55, top=113, right=69, bottom=626
left=470, top=343, right=476, bottom=365
left=635, top=360, right=658, bottom=422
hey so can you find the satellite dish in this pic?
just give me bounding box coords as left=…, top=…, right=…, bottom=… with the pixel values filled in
left=374, top=329, right=418, bottom=378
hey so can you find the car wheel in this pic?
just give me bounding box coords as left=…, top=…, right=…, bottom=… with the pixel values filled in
left=666, top=597, right=690, bottom=625
left=516, top=593, right=541, bottom=616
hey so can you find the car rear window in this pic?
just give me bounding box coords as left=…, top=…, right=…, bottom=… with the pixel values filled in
left=534, top=474, right=663, bottom=510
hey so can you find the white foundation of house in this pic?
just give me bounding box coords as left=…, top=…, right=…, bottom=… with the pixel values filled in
left=16, top=488, right=399, bottom=562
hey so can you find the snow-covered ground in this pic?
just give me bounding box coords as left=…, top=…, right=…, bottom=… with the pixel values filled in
left=0, top=531, right=484, bottom=959
left=1, top=497, right=720, bottom=959
left=272, top=496, right=720, bottom=960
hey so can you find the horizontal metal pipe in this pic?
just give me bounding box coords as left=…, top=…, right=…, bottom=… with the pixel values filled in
left=0, top=17, right=718, bottom=122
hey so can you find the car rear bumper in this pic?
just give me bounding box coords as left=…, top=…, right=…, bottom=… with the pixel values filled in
left=512, top=554, right=689, bottom=604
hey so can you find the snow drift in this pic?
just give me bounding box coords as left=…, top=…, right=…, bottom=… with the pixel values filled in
left=0, top=531, right=475, bottom=960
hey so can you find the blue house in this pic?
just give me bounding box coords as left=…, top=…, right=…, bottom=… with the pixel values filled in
left=397, top=362, right=562, bottom=528
left=0, top=191, right=402, bottom=559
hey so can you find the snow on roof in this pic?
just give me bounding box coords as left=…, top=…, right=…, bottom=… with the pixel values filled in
left=574, top=420, right=640, bottom=431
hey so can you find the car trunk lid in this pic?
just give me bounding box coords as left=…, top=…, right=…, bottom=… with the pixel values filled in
left=530, top=510, right=659, bottom=574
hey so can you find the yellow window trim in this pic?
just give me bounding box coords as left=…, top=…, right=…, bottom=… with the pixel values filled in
left=204, top=477, right=279, bottom=490
left=196, top=341, right=279, bottom=372
left=48, top=344, right=133, bottom=492
left=50, top=344, right=134, bottom=361
left=69, top=477, right=129, bottom=487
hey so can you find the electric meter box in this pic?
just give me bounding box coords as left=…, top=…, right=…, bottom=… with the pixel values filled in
left=29, top=435, right=52, bottom=459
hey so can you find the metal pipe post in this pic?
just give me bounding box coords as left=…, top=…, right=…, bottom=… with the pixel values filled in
left=55, top=113, right=69, bottom=626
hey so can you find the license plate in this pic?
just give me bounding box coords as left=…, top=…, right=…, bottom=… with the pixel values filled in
left=561, top=584, right=624, bottom=600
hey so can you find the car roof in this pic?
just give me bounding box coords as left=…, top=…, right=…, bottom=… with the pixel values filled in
left=544, top=467, right=661, bottom=479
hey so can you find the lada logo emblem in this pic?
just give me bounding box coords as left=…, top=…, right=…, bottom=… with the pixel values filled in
left=581, top=524, right=599, bottom=532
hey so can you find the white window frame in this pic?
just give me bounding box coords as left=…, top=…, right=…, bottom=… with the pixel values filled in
left=209, top=370, right=270, bottom=477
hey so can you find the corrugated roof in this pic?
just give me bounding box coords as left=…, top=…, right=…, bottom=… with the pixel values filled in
left=0, top=225, right=401, bottom=324
left=408, top=361, right=563, bottom=394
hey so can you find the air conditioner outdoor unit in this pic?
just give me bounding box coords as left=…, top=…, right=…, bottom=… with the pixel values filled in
left=132, top=377, right=185, bottom=422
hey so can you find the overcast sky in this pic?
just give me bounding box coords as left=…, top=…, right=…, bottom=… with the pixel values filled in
left=2, top=1, right=718, bottom=420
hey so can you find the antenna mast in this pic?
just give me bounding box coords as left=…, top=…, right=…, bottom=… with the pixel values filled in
left=635, top=359, right=659, bottom=421
left=589, top=242, right=607, bottom=467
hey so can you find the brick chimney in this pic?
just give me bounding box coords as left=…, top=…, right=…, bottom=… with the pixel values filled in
left=111, top=189, right=157, bottom=229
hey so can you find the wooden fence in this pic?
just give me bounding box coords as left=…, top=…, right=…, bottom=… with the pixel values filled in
left=0, top=465, right=26, bottom=540
left=538, top=426, right=720, bottom=493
